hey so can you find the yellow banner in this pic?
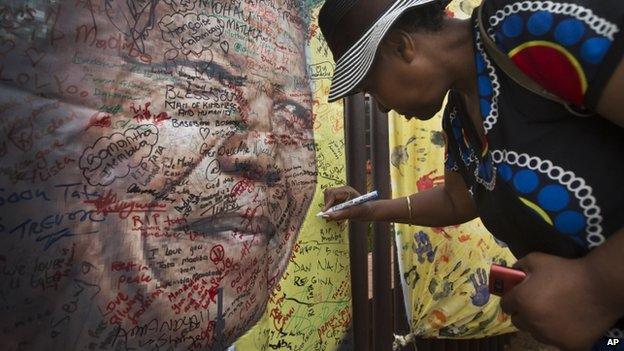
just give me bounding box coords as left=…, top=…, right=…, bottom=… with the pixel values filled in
left=235, top=5, right=352, bottom=350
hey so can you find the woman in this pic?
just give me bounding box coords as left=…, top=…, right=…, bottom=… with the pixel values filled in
left=319, top=0, right=624, bottom=349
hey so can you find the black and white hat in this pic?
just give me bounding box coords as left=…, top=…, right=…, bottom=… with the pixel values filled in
left=319, top=0, right=449, bottom=102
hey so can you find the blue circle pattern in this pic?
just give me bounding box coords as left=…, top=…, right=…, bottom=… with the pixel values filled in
left=555, top=211, right=586, bottom=235
left=450, top=117, right=474, bottom=166
left=538, top=185, right=570, bottom=212
left=498, top=163, right=513, bottom=182
left=449, top=86, right=496, bottom=187
left=475, top=52, right=493, bottom=122
left=513, top=169, right=539, bottom=194
left=459, top=35, right=497, bottom=188
left=495, top=9, right=614, bottom=75
left=478, top=76, right=493, bottom=95
left=502, top=14, right=524, bottom=38
left=581, top=37, right=611, bottom=64
left=479, top=7, right=616, bottom=246
left=527, top=11, right=553, bottom=36
left=497, top=166, right=587, bottom=240
left=480, top=99, right=491, bottom=117
left=554, top=19, right=585, bottom=46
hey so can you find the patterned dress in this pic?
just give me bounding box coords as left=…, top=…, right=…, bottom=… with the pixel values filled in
left=442, top=0, right=624, bottom=344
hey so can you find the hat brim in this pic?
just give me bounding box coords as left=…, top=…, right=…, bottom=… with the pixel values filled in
left=327, top=0, right=440, bottom=103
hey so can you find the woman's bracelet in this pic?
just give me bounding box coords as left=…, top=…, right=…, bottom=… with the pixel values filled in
left=406, top=196, right=413, bottom=220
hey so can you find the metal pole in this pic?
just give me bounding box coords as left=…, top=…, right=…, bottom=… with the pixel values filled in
left=370, top=99, right=393, bottom=350
left=393, top=241, right=410, bottom=334
left=345, top=94, right=370, bottom=351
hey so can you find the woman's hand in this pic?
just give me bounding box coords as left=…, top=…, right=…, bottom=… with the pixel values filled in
left=322, top=186, right=375, bottom=221
left=500, top=252, right=620, bottom=351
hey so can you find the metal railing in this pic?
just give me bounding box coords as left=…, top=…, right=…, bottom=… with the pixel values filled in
left=344, top=94, right=513, bottom=351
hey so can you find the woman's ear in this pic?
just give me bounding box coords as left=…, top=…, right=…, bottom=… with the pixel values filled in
left=381, top=29, right=416, bottom=63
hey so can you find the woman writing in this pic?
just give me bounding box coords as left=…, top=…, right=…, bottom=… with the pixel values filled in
left=319, top=0, right=624, bottom=349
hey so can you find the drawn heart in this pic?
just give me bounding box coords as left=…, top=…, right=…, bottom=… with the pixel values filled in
left=190, top=49, right=214, bottom=77
left=199, top=127, right=211, bottom=140
left=25, top=47, right=46, bottom=67
left=8, top=120, right=34, bottom=152
left=0, top=39, right=15, bottom=57
left=220, top=41, right=229, bottom=55
left=187, top=50, right=204, bottom=60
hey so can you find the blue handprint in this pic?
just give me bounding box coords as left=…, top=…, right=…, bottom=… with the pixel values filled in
left=413, top=231, right=437, bottom=264
left=469, top=267, right=490, bottom=307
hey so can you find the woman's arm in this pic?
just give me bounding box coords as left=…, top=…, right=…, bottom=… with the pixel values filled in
left=500, top=227, right=624, bottom=351
left=322, top=170, right=478, bottom=226
left=597, top=58, right=624, bottom=127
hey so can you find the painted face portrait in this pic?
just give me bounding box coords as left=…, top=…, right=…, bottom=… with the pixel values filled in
left=0, top=0, right=316, bottom=349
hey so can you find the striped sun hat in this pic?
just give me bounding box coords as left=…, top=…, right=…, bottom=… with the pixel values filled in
left=319, top=0, right=449, bottom=102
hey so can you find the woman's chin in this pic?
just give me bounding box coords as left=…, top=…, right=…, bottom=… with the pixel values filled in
left=399, top=112, right=436, bottom=121
left=416, top=113, right=437, bottom=121
left=395, top=105, right=438, bottom=121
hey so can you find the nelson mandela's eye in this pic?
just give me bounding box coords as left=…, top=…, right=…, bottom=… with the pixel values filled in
left=274, top=100, right=312, bottom=129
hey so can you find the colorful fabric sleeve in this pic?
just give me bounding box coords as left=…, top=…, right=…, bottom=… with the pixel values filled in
left=483, top=0, right=624, bottom=109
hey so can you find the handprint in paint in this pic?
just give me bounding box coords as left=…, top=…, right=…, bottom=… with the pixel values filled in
left=469, top=268, right=490, bottom=307
left=413, top=231, right=437, bottom=264
left=429, top=277, right=453, bottom=301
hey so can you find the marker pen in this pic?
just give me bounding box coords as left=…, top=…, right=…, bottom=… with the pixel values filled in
left=317, top=190, right=379, bottom=217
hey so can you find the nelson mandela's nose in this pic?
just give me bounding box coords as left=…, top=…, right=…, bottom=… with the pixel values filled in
left=216, top=132, right=283, bottom=185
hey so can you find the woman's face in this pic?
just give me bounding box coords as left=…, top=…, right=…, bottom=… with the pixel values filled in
left=0, top=0, right=315, bottom=349
left=361, top=30, right=451, bottom=120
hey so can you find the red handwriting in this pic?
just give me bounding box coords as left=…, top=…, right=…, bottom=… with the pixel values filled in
left=270, top=306, right=295, bottom=332
left=241, top=205, right=265, bottom=234
left=131, top=102, right=171, bottom=125
left=317, top=305, right=351, bottom=342
left=136, top=228, right=214, bottom=241
left=230, top=178, right=254, bottom=196
left=117, top=273, right=152, bottom=289
left=232, top=257, right=259, bottom=294
left=167, top=278, right=218, bottom=315
left=100, top=292, right=128, bottom=323
left=85, top=112, right=111, bottom=130
left=209, top=245, right=224, bottom=264
left=84, top=190, right=167, bottom=219
left=100, top=287, right=165, bottom=325
left=33, top=139, right=65, bottom=161
left=289, top=242, right=300, bottom=264
left=331, top=280, right=350, bottom=300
